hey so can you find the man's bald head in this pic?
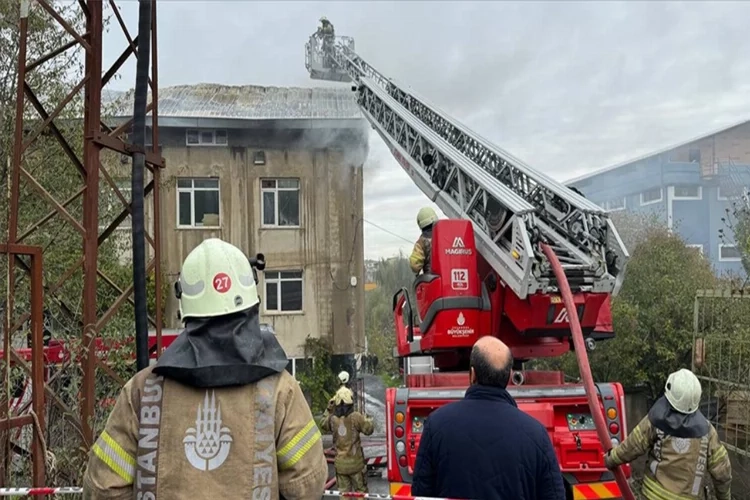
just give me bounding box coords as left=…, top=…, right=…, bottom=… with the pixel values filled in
left=470, top=336, right=513, bottom=388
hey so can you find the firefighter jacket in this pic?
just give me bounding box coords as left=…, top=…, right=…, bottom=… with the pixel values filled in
left=319, top=408, right=374, bottom=476
left=409, top=228, right=433, bottom=274
left=317, top=24, right=334, bottom=37
left=82, top=366, right=328, bottom=500
left=605, top=398, right=732, bottom=500
left=335, top=385, right=354, bottom=403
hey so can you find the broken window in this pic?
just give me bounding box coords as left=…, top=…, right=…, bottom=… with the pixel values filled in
left=176, top=177, right=220, bottom=227
left=260, top=178, right=300, bottom=227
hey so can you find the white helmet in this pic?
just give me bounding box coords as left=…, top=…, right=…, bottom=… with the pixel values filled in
left=177, top=238, right=259, bottom=320
left=664, top=368, right=702, bottom=414
left=338, top=370, right=350, bottom=384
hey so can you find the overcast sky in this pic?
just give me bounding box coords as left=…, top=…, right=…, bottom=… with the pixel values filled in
left=104, top=1, right=750, bottom=259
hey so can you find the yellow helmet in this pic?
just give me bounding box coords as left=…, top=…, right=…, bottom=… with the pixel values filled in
left=417, top=206, right=438, bottom=230
left=334, top=387, right=354, bottom=405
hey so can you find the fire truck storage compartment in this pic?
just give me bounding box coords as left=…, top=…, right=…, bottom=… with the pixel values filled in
left=413, top=219, right=486, bottom=351
left=404, top=403, right=437, bottom=468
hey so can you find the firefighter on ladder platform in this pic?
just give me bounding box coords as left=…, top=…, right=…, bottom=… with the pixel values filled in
left=409, top=207, right=438, bottom=274
left=604, top=369, right=732, bottom=500
left=319, top=389, right=374, bottom=494
left=317, top=16, right=335, bottom=66
left=81, top=238, right=328, bottom=499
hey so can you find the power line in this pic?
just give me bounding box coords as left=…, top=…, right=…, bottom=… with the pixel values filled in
left=363, top=218, right=413, bottom=244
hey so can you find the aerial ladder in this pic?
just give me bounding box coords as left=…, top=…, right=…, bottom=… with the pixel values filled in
left=306, top=24, right=636, bottom=500
left=306, top=33, right=627, bottom=301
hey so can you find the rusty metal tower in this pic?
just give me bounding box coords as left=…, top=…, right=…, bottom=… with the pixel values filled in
left=2, top=0, right=163, bottom=487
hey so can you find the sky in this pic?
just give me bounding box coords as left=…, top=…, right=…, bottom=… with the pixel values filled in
left=102, top=1, right=750, bottom=259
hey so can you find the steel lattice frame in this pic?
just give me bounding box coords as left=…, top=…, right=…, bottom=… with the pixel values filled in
left=308, top=36, right=629, bottom=298
left=2, top=0, right=163, bottom=485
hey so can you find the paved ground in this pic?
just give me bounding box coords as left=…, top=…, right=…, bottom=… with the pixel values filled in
left=323, top=374, right=390, bottom=494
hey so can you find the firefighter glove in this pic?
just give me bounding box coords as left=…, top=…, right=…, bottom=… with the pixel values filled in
left=603, top=450, right=616, bottom=470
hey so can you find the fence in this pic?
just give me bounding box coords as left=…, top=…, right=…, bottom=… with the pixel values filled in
left=354, top=377, right=366, bottom=415
left=692, top=290, right=750, bottom=497
left=692, top=290, right=750, bottom=456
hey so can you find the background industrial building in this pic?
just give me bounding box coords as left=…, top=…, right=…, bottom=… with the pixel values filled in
left=110, top=84, right=368, bottom=375
left=566, top=120, right=750, bottom=276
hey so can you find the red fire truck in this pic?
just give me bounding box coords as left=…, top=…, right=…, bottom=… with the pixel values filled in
left=305, top=22, right=634, bottom=500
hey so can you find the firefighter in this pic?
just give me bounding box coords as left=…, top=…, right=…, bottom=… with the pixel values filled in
left=319, top=389, right=374, bottom=493
left=335, top=370, right=354, bottom=403
left=604, top=368, right=732, bottom=500
left=409, top=206, right=438, bottom=274
left=317, top=16, right=335, bottom=63
left=82, top=238, right=328, bottom=499
left=317, top=16, right=335, bottom=38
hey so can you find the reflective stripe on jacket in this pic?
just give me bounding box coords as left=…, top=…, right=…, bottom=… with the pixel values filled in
left=82, top=366, right=327, bottom=500
left=606, top=415, right=732, bottom=500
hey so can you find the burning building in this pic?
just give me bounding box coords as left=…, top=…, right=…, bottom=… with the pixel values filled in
left=111, top=83, right=368, bottom=375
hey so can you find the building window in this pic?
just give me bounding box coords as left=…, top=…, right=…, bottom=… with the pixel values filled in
left=186, top=129, right=228, bottom=146
left=604, top=197, right=626, bottom=212
left=177, top=178, right=220, bottom=228
left=717, top=185, right=748, bottom=201
left=688, top=148, right=701, bottom=163
left=261, top=179, right=300, bottom=227
left=285, top=357, right=313, bottom=378
left=640, top=188, right=663, bottom=206
left=254, top=151, right=266, bottom=165
left=718, top=244, right=742, bottom=262
left=264, top=270, right=303, bottom=313
left=686, top=244, right=704, bottom=256
left=673, top=186, right=702, bottom=200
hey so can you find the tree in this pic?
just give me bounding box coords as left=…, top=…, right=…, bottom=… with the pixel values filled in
left=719, top=192, right=750, bottom=279
left=364, top=253, right=415, bottom=376
left=609, top=210, right=666, bottom=255
left=548, top=226, right=717, bottom=402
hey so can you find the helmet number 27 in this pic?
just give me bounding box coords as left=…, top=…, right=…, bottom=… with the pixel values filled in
left=213, top=273, right=232, bottom=293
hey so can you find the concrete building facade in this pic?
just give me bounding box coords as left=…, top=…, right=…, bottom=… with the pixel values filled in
left=566, top=120, right=750, bottom=276
left=112, top=84, right=368, bottom=374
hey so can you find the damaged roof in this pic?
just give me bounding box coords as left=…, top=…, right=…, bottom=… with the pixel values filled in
left=110, top=83, right=362, bottom=121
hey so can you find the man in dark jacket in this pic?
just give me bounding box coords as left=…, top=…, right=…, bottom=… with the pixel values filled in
left=411, top=336, right=566, bottom=500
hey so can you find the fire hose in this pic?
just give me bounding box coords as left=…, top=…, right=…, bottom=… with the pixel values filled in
left=541, top=243, right=636, bottom=500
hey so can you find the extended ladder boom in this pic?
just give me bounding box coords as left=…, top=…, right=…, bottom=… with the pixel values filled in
left=305, top=31, right=629, bottom=299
